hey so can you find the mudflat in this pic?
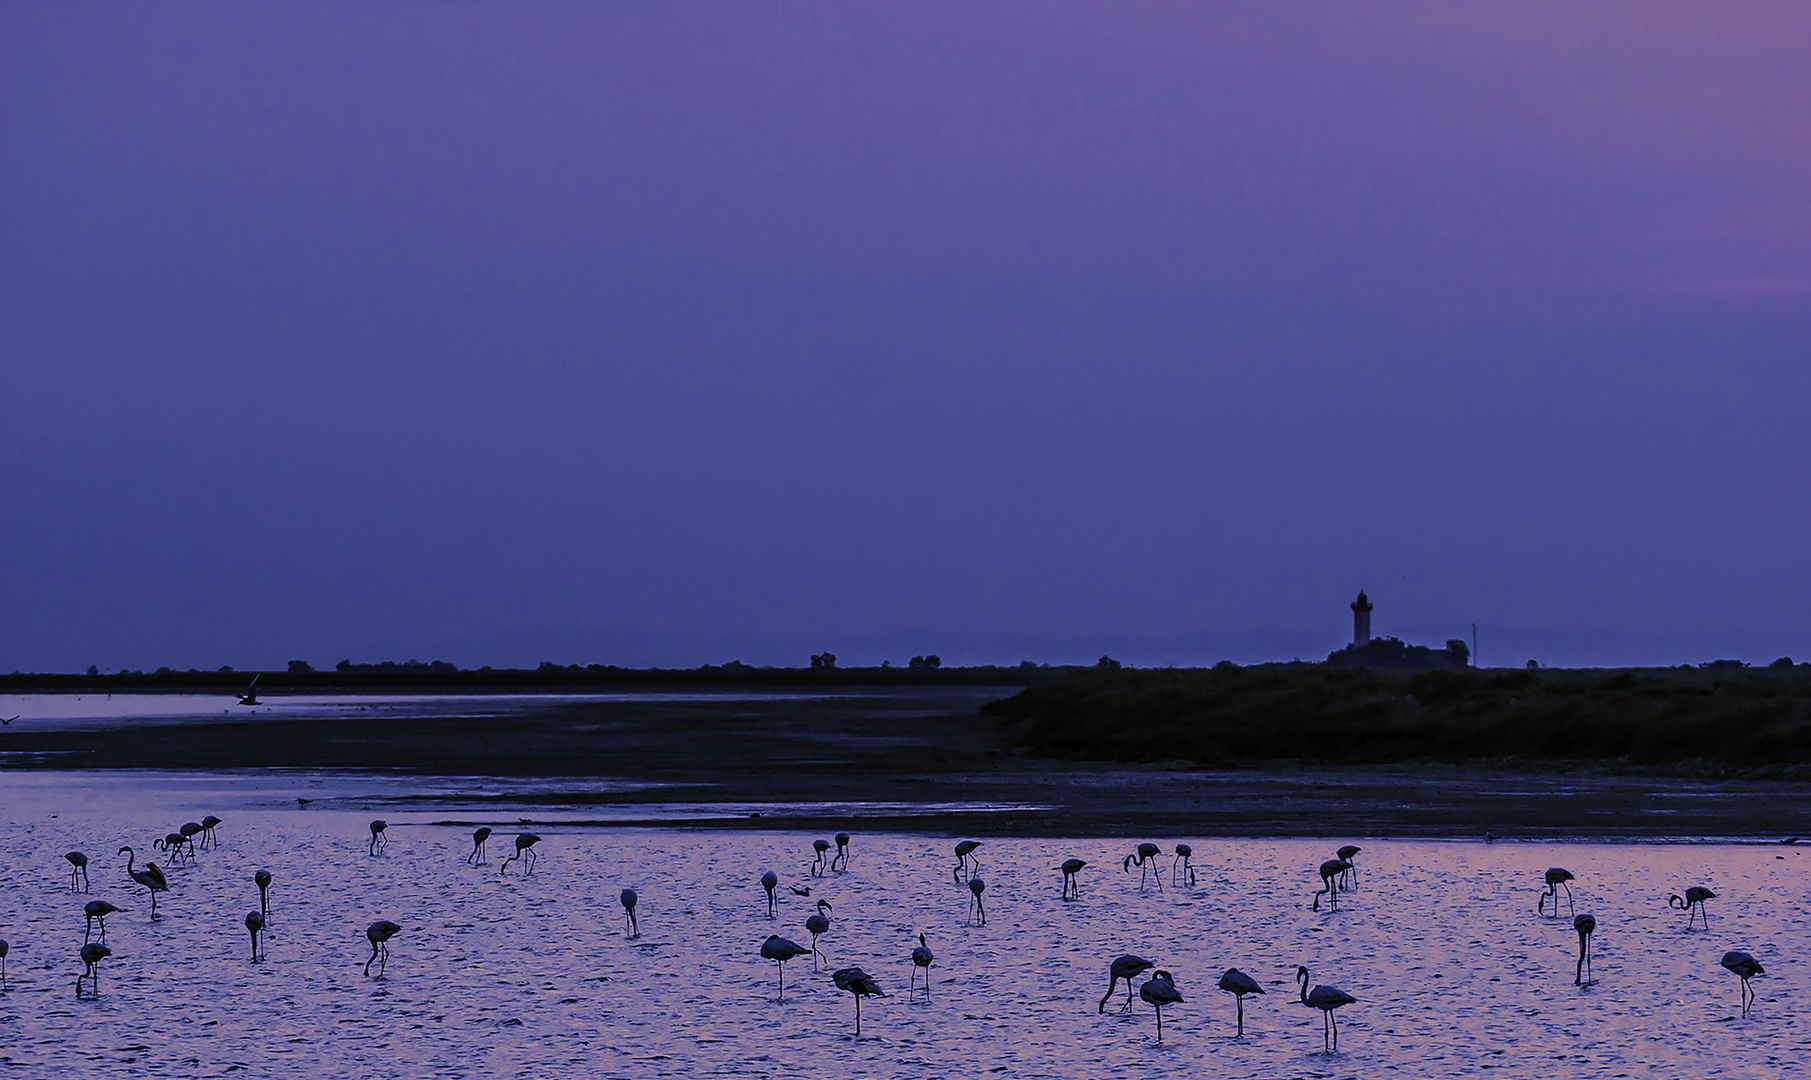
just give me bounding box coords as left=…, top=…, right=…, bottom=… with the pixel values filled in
left=3, top=685, right=1808, bottom=838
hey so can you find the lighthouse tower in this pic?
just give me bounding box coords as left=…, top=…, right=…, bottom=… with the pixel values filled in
left=1350, top=591, right=1373, bottom=647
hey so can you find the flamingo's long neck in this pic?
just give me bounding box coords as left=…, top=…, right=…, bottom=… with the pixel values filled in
left=1298, top=972, right=1309, bottom=1003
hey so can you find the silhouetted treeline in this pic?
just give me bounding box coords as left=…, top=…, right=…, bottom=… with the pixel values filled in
left=984, top=664, right=1811, bottom=771
left=0, top=659, right=1072, bottom=693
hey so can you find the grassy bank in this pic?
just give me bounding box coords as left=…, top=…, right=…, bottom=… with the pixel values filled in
left=982, top=664, right=1811, bottom=771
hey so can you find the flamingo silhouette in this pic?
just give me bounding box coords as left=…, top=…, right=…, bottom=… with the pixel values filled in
left=1296, top=965, right=1356, bottom=1053
left=910, top=933, right=934, bottom=1001
left=1172, top=844, right=1196, bottom=887
left=811, top=839, right=831, bottom=877
left=367, top=820, right=388, bottom=856
left=953, top=840, right=981, bottom=883
left=245, top=911, right=265, bottom=961
left=1539, top=868, right=1575, bottom=917
left=65, top=852, right=90, bottom=892
left=499, top=833, right=541, bottom=875
left=1060, top=858, right=1087, bottom=899
left=1099, top=954, right=1155, bottom=1012
left=1336, top=845, right=1361, bottom=887
left=1668, top=886, right=1716, bottom=930
left=364, top=920, right=402, bottom=976
left=236, top=674, right=260, bottom=705
left=76, top=943, right=110, bottom=998
left=1141, top=970, right=1184, bottom=1043
left=832, top=966, right=885, bottom=1035
left=621, top=888, right=639, bottom=938
left=155, top=832, right=191, bottom=863
left=832, top=832, right=851, bottom=871
left=967, top=876, right=986, bottom=925
left=1124, top=843, right=1164, bottom=892
left=1312, top=859, right=1351, bottom=912
left=84, top=900, right=119, bottom=943
left=805, top=900, right=833, bottom=968
left=179, top=822, right=204, bottom=853
left=759, top=934, right=809, bottom=1002
left=467, top=827, right=491, bottom=865
left=760, top=870, right=780, bottom=918
left=118, top=846, right=168, bottom=916
left=0, top=940, right=7, bottom=988
left=1218, top=967, right=1265, bottom=1036
left=1721, top=950, right=1764, bottom=1017
left=1573, top=914, right=1596, bottom=985
left=255, top=870, right=273, bottom=923
left=200, top=816, right=222, bottom=849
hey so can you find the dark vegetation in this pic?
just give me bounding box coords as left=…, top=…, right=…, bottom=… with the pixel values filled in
left=0, top=659, right=1067, bottom=693
left=983, top=664, right=1811, bottom=771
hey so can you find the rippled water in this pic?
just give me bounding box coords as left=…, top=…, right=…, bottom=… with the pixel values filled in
left=1, top=775, right=1806, bottom=1078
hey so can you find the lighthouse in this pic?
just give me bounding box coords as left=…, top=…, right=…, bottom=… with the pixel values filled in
left=1350, top=591, right=1373, bottom=647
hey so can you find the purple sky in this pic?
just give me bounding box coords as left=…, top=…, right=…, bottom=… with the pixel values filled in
left=3, top=2, right=1808, bottom=671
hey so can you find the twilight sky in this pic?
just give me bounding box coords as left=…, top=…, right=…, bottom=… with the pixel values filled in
left=3, top=2, right=1808, bottom=671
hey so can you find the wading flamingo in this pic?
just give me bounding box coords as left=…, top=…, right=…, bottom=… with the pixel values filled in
left=1124, top=843, right=1164, bottom=892
left=499, top=833, right=541, bottom=875
left=953, top=840, right=981, bottom=883
left=65, top=852, right=90, bottom=892
left=254, top=870, right=273, bottom=922
left=811, top=839, right=831, bottom=877
left=910, top=933, right=934, bottom=1000
left=833, top=832, right=851, bottom=871
left=1573, top=914, right=1596, bottom=986
left=832, top=966, right=885, bottom=1035
left=1141, top=970, right=1184, bottom=1043
left=759, top=934, right=808, bottom=1002
left=245, top=911, right=264, bottom=961
left=1099, top=954, right=1155, bottom=1013
left=367, top=820, right=388, bottom=856
left=805, top=900, right=832, bottom=969
left=621, top=888, right=639, bottom=938
left=119, top=847, right=168, bottom=916
left=1060, top=858, right=1087, bottom=899
left=967, top=876, right=986, bottom=925
left=467, top=827, right=491, bottom=865
left=1539, top=868, right=1575, bottom=917
left=200, top=816, right=222, bottom=848
left=761, top=870, right=779, bottom=918
left=76, top=943, right=110, bottom=998
left=1336, top=845, right=1361, bottom=887
left=84, top=900, right=119, bottom=943
left=1218, top=967, right=1265, bottom=1036
left=1296, top=965, right=1356, bottom=1053
left=1668, top=886, right=1716, bottom=930
left=1172, top=844, right=1196, bottom=887
left=1312, top=859, right=1351, bottom=912
left=1721, top=950, right=1764, bottom=1018
left=364, top=920, right=402, bottom=976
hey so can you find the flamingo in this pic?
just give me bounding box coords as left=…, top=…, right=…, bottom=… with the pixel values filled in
left=364, top=920, right=402, bottom=976
left=1538, top=868, right=1575, bottom=917
left=833, top=832, right=851, bottom=871
left=1668, top=886, right=1716, bottom=930
left=118, top=846, right=168, bottom=916
left=811, top=839, right=831, bottom=877
left=1060, top=858, right=1087, bottom=900
left=1124, top=843, right=1164, bottom=892
left=367, top=820, right=388, bottom=856
left=759, top=934, right=809, bottom=1002
left=154, top=832, right=191, bottom=863
left=84, top=900, right=119, bottom=943
left=200, top=815, right=222, bottom=849
left=953, top=840, right=981, bottom=883
left=1721, top=950, right=1764, bottom=1018
left=910, top=933, right=934, bottom=1001
left=179, top=822, right=204, bottom=853
left=832, top=966, right=885, bottom=1035
left=1312, top=859, right=1351, bottom=912
left=76, top=943, right=110, bottom=998
left=967, top=876, right=986, bottom=925
left=467, top=827, right=491, bottom=865
left=499, top=833, right=541, bottom=875
left=805, top=900, right=832, bottom=969
left=0, top=939, right=6, bottom=988
left=236, top=674, right=260, bottom=705
left=245, top=911, right=265, bottom=961
left=1336, top=845, right=1361, bottom=888
left=1141, top=970, right=1184, bottom=1043
left=65, top=851, right=90, bottom=892
left=761, top=870, right=780, bottom=918
left=1172, top=844, right=1196, bottom=888
left=621, top=889, right=639, bottom=938
left=1572, top=913, right=1596, bottom=985
left=1099, top=954, right=1155, bottom=1013
left=1218, top=967, right=1265, bottom=1036
left=255, top=870, right=273, bottom=923
left=1296, top=965, right=1356, bottom=1053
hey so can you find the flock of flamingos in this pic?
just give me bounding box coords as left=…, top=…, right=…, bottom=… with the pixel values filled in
left=2, top=818, right=1772, bottom=1052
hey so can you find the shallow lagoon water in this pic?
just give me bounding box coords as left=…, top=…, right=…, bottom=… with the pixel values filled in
left=2, top=774, right=1808, bottom=1078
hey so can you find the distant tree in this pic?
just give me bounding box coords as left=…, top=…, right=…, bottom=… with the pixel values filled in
left=1019, top=660, right=1037, bottom=669
left=810, top=652, right=837, bottom=670
left=1771, top=657, right=1795, bottom=669
left=337, top=659, right=353, bottom=672
left=1445, top=640, right=1470, bottom=667
left=1097, top=656, right=1121, bottom=670
left=1526, top=660, right=1538, bottom=670
left=908, top=655, right=943, bottom=669
left=155, top=667, right=173, bottom=676
left=87, top=665, right=99, bottom=676
left=218, top=665, right=235, bottom=674
left=288, top=660, right=314, bottom=674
